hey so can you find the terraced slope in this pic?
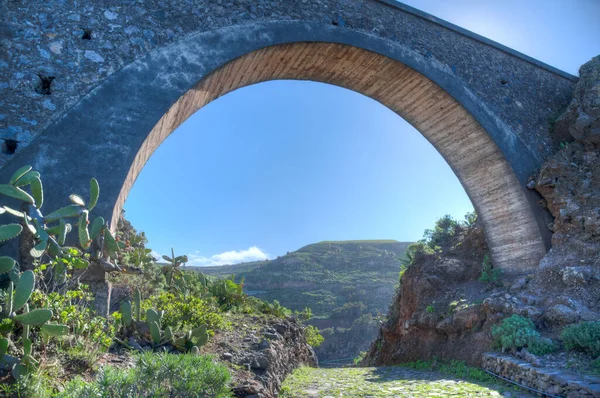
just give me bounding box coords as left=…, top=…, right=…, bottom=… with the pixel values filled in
left=198, top=240, right=411, bottom=361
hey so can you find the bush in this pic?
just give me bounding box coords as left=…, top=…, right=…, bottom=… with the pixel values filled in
left=30, top=287, right=117, bottom=351
left=479, top=254, right=502, bottom=285
left=305, top=325, right=324, bottom=347
left=331, top=302, right=367, bottom=319
left=423, top=214, right=460, bottom=249
left=492, top=315, right=555, bottom=355
left=561, top=321, right=600, bottom=358
left=402, top=241, right=436, bottom=268
left=143, top=292, right=224, bottom=333
left=592, top=358, right=600, bottom=374
left=58, top=352, right=232, bottom=397
left=353, top=351, right=366, bottom=365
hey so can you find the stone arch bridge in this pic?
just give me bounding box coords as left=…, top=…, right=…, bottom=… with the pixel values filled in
left=0, top=0, right=577, bottom=273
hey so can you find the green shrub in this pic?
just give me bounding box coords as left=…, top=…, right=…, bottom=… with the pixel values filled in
left=255, top=299, right=291, bottom=318
left=492, top=315, right=555, bottom=355
left=353, top=351, right=366, bottom=365
left=0, top=372, right=52, bottom=398
left=58, top=352, right=232, bottom=397
left=426, top=305, right=435, bottom=313
left=331, top=302, right=367, bottom=319
left=143, top=292, right=224, bottom=333
left=305, top=325, right=324, bottom=347
left=31, top=288, right=117, bottom=350
left=592, top=358, right=600, bottom=375
left=561, top=321, right=600, bottom=358
left=479, top=254, right=502, bottom=285
left=423, top=214, right=460, bottom=249
left=402, top=241, right=436, bottom=268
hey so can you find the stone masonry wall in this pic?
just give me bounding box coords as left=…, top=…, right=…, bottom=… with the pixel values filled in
left=482, top=353, right=600, bottom=398
left=0, top=0, right=574, bottom=175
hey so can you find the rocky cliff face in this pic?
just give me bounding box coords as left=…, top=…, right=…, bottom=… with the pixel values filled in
left=365, top=55, right=600, bottom=367
left=364, top=222, right=498, bottom=365
left=532, top=55, right=600, bottom=272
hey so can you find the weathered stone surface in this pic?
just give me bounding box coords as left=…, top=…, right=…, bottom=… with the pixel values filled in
left=543, top=304, right=580, bottom=326
left=554, top=56, right=600, bottom=146
left=532, top=57, right=600, bottom=274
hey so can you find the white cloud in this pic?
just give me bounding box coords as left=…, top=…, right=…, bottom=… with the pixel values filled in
left=150, top=251, right=162, bottom=261
left=186, top=246, right=269, bottom=267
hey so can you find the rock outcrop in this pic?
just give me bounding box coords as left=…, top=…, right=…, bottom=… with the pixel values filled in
left=363, top=222, right=497, bottom=366
left=364, top=55, right=600, bottom=368
left=531, top=55, right=600, bottom=273
left=205, top=316, right=318, bottom=398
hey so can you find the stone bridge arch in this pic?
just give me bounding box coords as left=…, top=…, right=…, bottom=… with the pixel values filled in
left=0, top=3, right=577, bottom=273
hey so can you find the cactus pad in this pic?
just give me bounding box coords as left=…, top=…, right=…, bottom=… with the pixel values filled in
left=149, top=320, right=161, bottom=345
left=13, top=270, right=35, bottom=312
left=29, top=239, right=47, bottom=258
left=134, top=289, right=141, bottom=322
left=14, top=309, right=53, bottom=326
left=0, top=256, right=15, bottom=274
left=120, top=301, right=132, bottom=327
left=41, top=323, right=69, bottom=336
left=23, top=337, right=32, bottom=356
left=0, top=224, right=23, bottom=243
left=9, top=165, right=33, bottom=185
left=30, top=177, right=43, bottom=208
left=2, top=206, right=26, bottom=218
left=47, top=237, right=61, bottom=257
left=164, top=326, right=173, bottom=342
left=0, top=184, right=34, bottom=204
left=8, top=268, right=19, bottom=284
left=146, top=308, right=160, bottom=325
left=89, top=178, right=100, bottom=211
left=45, top=204, right=84, bottom=222
left=69, top=194, right=85, bottom=206
left=10, top=165, right=32, bottom=184
left=191, top=325, right=209, bottom=347
left=58, top=220, right=68, bottom=245
left=78, top=210, right=91, bottom=249
left=14, top=170, right=40, bottom=187
left=104, top=228, right=119, bottom=257
left=90, top=217, right=105, bottom=240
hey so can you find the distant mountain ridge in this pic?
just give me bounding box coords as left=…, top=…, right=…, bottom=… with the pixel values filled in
left=198, top=240, right=411, bottom=361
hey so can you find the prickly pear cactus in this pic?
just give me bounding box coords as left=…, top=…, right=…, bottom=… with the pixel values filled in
left=120, top=301, right=133, bottom=327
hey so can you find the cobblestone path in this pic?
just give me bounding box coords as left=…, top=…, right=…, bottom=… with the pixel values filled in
left=280, top=366, right=532, bottom=397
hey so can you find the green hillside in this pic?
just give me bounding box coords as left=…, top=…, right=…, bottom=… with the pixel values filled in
left=195, top=240, right=411, bottom=361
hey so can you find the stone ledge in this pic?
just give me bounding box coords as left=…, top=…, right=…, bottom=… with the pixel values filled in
left=482, top=352, right=600, bottom=397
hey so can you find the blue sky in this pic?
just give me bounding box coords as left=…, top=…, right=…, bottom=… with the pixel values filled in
left=124, top=0, right=600, bottom=266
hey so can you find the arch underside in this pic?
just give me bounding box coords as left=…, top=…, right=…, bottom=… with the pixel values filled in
left=119, top=42, right=546, bottom=273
